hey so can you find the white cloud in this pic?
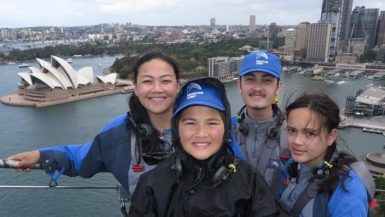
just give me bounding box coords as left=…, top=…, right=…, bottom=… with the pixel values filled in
left=100, top=0, right=178, bottom=13
left=0, top=0, right=384, bottom=28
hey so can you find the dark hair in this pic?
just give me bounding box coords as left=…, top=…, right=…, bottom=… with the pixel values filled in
left=129, top=51, right=180, bottom=125
left=286, top=93, right=356, bottom=193
left=132, top=51, right=180, bottom=84
left=128, top=51, right=180, bottom=155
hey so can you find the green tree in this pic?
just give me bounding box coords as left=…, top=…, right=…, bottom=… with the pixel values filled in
left=374, top=177, right=385, bottom=217
left=118, top=65, right=131, bottom=79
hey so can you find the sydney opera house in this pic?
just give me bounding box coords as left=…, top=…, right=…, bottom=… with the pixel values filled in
left=0, top=56, right=132, bottom=107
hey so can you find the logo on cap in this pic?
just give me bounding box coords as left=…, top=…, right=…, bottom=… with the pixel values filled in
left=255, top=51, right=269, bottom=65
left=186, top=82, right=203, bottom=100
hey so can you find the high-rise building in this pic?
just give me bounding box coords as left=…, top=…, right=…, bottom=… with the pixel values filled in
left=268, top=22, right=280, bottom=40
left=249, top=15, right=256, bottom=32
left=284, top=28, right=296, bottom=60
left=377, top=11, right=385, bottom=47
left=320, top=0, right=352, bottom=56
left=306, top=23, right=332, bottom=62
left=210, top=17, right=216, bottom=31
left=294, top=22, right=311, bottom=60
left=350, top=6, right=380, bottom=49
left=208, top=57, right=242, bottom=78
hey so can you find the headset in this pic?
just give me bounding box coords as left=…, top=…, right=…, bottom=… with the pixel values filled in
left=127, top=113, right=169, bottom=165
left=171, top=151, right=238, bottom=188
left=287, top=160, right=334, bottom=182
left=236, top=104, right=284, bottom=140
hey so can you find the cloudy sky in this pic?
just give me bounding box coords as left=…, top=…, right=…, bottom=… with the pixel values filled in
left=0, top=0, right=384, bottom=28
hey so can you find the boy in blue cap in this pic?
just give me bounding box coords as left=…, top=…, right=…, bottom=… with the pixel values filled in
left=233, top=50, right=289, bottom=196
left=129, top=77, right=289, bottom=217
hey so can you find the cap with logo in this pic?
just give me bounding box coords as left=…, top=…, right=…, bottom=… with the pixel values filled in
left=173, top=78, right=225, bottom=117
left=239, top=50, right=281, bottom=78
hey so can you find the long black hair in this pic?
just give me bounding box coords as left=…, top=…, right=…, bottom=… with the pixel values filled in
left=286, top=93, right=357, bottom=193
left=128, top=51, right=180, bottom=157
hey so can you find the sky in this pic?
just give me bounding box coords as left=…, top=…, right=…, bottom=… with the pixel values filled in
left=0, top=0, right=384, bottom=28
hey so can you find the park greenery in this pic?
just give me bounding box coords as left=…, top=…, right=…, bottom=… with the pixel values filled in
left=374, top=177, right=385, bottom=217
left=0, top=37, right=278, bottom=79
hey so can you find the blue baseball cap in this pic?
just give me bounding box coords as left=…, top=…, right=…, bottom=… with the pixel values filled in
left=173, top=79, right=225, bottom=117
left=239, top=50, right=281, bottom=78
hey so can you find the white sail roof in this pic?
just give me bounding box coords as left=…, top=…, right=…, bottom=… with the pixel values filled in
left=17, top=72, right=33, bottom=85
left=77, top=67, right=94, bottom=85
left=52, top=56, right=78, bottom=88
left=97, top=73, right=117, bottom=84
left=36, top=58, right=73, bottom=90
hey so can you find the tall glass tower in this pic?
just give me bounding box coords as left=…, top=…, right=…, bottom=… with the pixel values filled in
left=320, top=0, right=353, bottom=57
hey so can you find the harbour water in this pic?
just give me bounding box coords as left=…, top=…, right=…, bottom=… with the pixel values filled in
left=0, top=55, right=384, bottom=217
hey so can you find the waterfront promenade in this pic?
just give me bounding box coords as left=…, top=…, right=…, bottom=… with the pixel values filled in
left=340, top=114, right=385, bottom=135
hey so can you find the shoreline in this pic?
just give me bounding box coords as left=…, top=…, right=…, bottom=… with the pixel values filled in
left=0, top=79, right=133, bottom=108
left=340, top=114, right=385, bottom=136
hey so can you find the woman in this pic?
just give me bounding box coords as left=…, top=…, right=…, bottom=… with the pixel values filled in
left=281, top=93, right=373, bottom=217
left=129, top=77, right=289, bottom=217
left=7, top=51, right=180, bottom=198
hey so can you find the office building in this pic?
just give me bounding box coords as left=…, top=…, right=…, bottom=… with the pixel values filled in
left=249, top=15, right=256, bottom=32
left=306, top=23, right=332, bottom=62
left=376, top=11, right=385, bottom=47
left=294, top=22, right=311, bottom=60
left=210, top=17, right=216, bottom=31
left=350, top=6, right=380, bottom=49
left=320, top=0, right=352, bottom=56
left=284, top=28, right=296, bottom=61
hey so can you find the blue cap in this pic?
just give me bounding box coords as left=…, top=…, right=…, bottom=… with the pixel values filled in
left=173, top=80, right=225, bottom=117
left=239, top=50, right=281, bottom=78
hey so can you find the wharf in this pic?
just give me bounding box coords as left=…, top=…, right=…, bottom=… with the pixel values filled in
left=340, top=114, right=385, bottom=135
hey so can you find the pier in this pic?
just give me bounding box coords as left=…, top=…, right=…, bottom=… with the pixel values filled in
left=340, top=114, right=385, bottom=136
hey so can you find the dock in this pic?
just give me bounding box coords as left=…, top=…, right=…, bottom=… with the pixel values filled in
left=340, top=114, right=385, bottom=135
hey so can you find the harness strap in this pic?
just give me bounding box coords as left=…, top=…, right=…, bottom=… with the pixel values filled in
left=313, top=191, right=330, bottom=217
left=291, top=180, right=319, bottom=217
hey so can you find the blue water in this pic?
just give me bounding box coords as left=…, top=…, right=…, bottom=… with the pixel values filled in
left=0, top=56, right=384, bottom=216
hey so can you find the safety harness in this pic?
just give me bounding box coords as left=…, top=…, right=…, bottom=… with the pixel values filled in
left=289, top=161, right=376, bottom=217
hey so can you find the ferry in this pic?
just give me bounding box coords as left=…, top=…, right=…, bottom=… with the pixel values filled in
left=18, top=63, right=31, bottom=68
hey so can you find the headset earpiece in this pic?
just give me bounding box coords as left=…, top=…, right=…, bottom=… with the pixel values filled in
left=212, top=163, right=237, bottom=187
left=287, top=161, right=298, bottom=179
left=171, top=156, right=183, bottom=180
left=266, top=124, right=279, bottom=139
left=312, top=161, right=333, bottom=181
left=137, top=123, right=154, bottom=139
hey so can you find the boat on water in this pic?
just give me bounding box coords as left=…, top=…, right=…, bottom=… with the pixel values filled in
left=337, top=80, right=347, bottom=85
left=18, top=63, right=31, bottom=68
left=65, top=58, right=73, bottom=63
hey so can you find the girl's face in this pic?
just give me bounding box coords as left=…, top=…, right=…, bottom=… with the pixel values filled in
left=286, top=107, right=337, bottom=167
left=134, top=59, right=179, bottom=116
left=178, top=106, right=224, bottom=160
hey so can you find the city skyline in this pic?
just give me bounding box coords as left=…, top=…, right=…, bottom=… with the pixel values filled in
left=1, top=0, right=384, bottom=28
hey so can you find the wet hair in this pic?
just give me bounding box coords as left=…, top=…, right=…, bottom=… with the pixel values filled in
left=286, top=93, right=356, bottom=193
left=128, top=51, right=180, bottom=154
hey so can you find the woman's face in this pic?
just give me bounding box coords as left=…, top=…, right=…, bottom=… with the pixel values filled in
left=134, top=59, right=179, bottom=116
left=178, top=106, right=225, bottom=160
left=286, top=107, right=337, bottom=167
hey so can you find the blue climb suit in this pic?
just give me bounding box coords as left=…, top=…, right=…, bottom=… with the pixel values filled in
left=39, top=113, right=172, bottom=198
left=232, top=107, right=289, bottom=196
left=280, top=163, right=368, bottom=217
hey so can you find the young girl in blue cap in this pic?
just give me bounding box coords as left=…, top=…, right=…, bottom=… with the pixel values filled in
left=129, top=77, right=289, bottom=217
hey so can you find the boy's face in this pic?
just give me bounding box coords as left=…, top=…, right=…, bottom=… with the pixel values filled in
left=237, top=71, right=280, bottom=111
